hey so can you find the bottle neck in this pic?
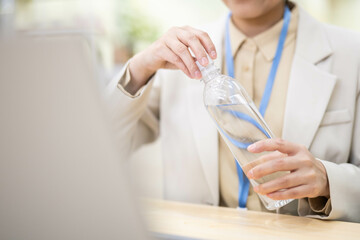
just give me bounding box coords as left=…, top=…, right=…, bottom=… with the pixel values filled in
left=198, top=62, right=221, bottom=84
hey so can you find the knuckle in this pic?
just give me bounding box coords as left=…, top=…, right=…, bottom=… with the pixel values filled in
left=175, top=44, right=187, bottom=55
left=158, top=41, right=168, bottom=51
left=308, top=169, right=317, bottom=180
left=279, top=177, right=289, bottom=187
left=200, top=31, right=209, bottom=38
left=299, top=144, right=308, bottom=152
left=188, top=34, right=198, bottom=44
left=298, top=150, right=308, bottom=158
left=257, top=185, right=264, bottom=193
left=168, top=26, right=178, bottom=33
left=275, top=138, right=286, bottom=146
left=275, top=158, right=285, bottom=168
left=252, top=168, right=261, bottom=178
left=257, top=155, right=267, bottom=163
left=172, top=55, right=182, bottom=64
left=274, top=192, right=283, bottom=199
left=302, top=158, right=313, bottom=167
left=289, top=189, right=298, bottom=198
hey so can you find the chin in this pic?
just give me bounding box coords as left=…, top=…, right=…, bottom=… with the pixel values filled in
left=222, top=0, right=283, bottom=19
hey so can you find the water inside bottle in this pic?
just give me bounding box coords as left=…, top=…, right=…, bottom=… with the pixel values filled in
left=206, top=103, right=293, bottom=210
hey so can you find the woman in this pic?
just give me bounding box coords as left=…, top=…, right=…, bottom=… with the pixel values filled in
left=107, top=0, right=360, bottom=222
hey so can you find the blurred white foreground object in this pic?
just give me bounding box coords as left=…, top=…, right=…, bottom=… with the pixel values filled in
left=0, top=35, right=148, bottom=240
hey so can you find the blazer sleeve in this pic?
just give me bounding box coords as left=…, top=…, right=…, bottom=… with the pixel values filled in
left=298, top=63, right=360, bottom=223
left=105, top=60, right=161, bottom=159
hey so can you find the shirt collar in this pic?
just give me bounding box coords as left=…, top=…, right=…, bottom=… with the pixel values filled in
left=228, top=5, right=299, bottom=61
left=228, top=17, right=246, bottom=57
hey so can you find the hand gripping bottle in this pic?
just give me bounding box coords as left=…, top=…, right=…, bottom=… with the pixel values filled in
left=197, top=60, right=293, bottom=210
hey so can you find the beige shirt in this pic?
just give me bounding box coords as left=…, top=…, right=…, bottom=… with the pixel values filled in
left=219, top=6, right=299, bottom=210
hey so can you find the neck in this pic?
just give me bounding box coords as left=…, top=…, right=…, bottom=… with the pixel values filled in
left=231, top=3, right=285, bottom=37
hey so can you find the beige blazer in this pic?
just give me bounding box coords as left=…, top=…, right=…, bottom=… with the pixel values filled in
left=107, top=7, right=360, bottom=222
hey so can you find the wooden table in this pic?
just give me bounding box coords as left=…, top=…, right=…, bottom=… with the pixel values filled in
left=143, top=199, right=360, bottom=240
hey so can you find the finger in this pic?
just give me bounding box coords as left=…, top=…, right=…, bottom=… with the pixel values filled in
left=165, top=38, right=200, bottom=79
left=243, top=151, right=287, bottom=175
left=247, top=138, right=301, bottom=155
left=177, top=29, right=209, bottom=66
left=161, top=46, right=192, bottom=78
left=266, top=184, right=312, bottom=200
left=247, top=156, right=300, bottom=180
left=254, top=170, right=304, bottom=195
left=190, top=28, right=217, bottom=59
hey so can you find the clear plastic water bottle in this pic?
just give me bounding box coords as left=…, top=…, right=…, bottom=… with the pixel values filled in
left=197, top=60, right=293, bottom=210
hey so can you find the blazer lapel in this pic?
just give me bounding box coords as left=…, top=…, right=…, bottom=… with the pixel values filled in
left=186, top=18, right=225, bottom=205
left=282, top=8, right=337, bottom=148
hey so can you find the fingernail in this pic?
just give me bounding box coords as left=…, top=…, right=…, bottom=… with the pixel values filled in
left=247, top=169, right=254, bottom=179
left=210, top=51, right=217, bottom=58
left=201, top=57, right=208, bottom=66
left=248, top=143, right=256, bottom=152
left=195, top=71, right=201, bottom=79
left=254, top=186, right=259, bottom=192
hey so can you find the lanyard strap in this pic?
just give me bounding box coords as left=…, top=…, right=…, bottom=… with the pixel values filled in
left=216, top=104, right=271, bottom=149
left=224, top=6, right=291, bottom=208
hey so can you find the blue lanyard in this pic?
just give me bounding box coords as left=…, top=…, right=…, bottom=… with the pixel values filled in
left=224, top=6, right=291, bottom=208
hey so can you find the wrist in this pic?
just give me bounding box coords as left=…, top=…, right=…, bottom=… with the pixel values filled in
left=126, top=52, right=156, bottom=94
left=131, top=51, right=157, bottom=81
left=317, top=159, right=330, bottom=198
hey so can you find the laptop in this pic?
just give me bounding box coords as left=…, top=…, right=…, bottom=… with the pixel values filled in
left=0, top=35, right=149, bottom=240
